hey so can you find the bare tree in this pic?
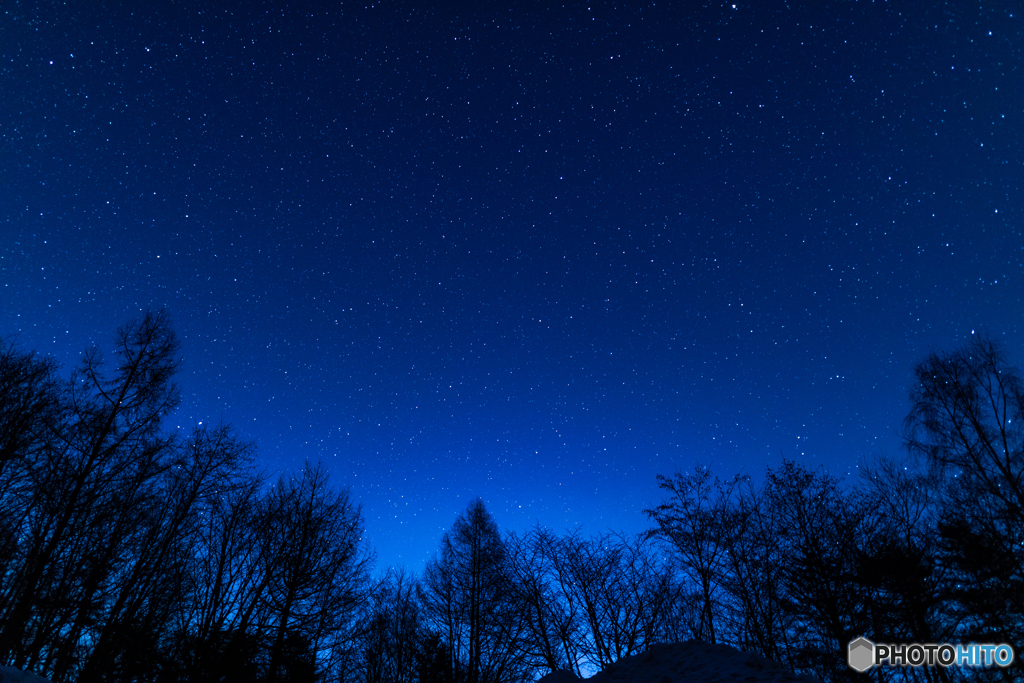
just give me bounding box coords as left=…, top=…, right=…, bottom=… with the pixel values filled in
left=856, top=457, right=952, bottom=683
left=552, top=531, right=677, bottom=670
left=644, top=466, right=744, bottom=645
left=503, top=527, right=573, bottom=675
left=904, top=336, right=1024, bottom=648
left=0, top=340, right=61, bottom=471
left=646, top=462, right=874, bottom=682
left=164, top=468, right=269, bottom=683
left=70, top=423, right=255, bottom=682
left=361, top=568, right=423, bottom=683
left=0, top=342, right=62, bottom=586
left=906, top=336, right=1024, bottom=512
left=0, top=314, right=382, bottom=683
left=419, top=499, right=531, bottom=683
left=263, top=462, right=372, bottom=683
left=716, top=481, right=795, bottom=666
left=762, top=462, right=873, bottom=683
left=0, top=310, right=180, bottom=671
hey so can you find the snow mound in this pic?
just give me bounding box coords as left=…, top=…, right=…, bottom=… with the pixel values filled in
left=0, top=666, right=52, bottom=683
left=540, top=641, right=822, bottom=683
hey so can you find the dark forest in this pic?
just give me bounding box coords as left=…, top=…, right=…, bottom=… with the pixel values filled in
left=1, top=312, right=1021, bottom=682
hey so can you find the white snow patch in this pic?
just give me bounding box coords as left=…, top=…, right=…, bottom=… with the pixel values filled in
left=539, top=641, right=823, bottom=683
left=0, top=666, right=53, bottom=683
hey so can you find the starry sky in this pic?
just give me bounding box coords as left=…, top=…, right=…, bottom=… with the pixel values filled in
left=2, top=0, right=1021, bottom=571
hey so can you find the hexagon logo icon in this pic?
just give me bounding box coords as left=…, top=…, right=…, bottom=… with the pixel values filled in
left=848, top=637, right=875, bottom=672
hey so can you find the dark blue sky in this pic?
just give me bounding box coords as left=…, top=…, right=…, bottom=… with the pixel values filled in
left=3, top=0, right=1021, bottom=570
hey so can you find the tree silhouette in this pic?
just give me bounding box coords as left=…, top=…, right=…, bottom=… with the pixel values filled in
left=644, top=467, right=744, bottom=645
left=504, top=527, right=574, bottom=675
left=905, top=336, right=1024, bottom=648
left=418, top=631, right=454, bottom=683
left=361, top=568, right=423, bottom=683
left=0, top=314, right=375, bottom=683
left=0, top=342, right=62, bottom=589
left=716, top=480, right=794, bottom=666
left=0, top=340, right=61, bottom=470
left=0, top=310, right=180, bottom=672
left=762, top=462, right=873, bottom=683
left=263, top=462, right=371, bottom=683
left=71, top=424, right=255, bottom=682
left=419, top=499, right=530, bottom=683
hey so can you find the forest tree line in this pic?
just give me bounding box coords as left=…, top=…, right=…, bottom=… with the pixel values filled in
left=0, top=311, right=1020, bottom=683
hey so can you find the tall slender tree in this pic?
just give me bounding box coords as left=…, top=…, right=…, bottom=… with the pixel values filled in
left=419, top=499, right=530, bottom=683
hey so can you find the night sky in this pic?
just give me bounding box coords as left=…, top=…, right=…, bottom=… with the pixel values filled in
left=2, top=0, right=1021, bottom=571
